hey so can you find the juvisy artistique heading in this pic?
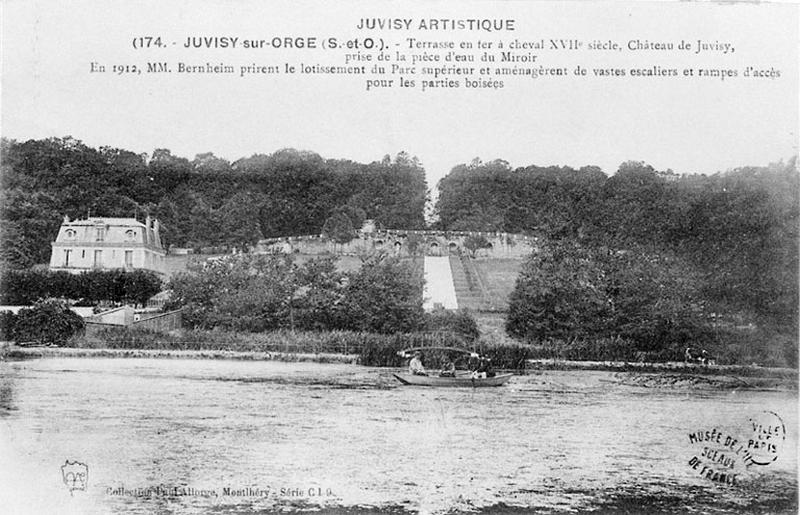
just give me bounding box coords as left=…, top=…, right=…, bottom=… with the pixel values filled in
left=356, top=18, right=516, bottom=32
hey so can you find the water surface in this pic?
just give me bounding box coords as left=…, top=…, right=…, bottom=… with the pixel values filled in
left=0, top=359, right=796, bottom=514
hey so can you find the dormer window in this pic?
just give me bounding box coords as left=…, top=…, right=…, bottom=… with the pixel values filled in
left=125, top=229, right=137, bottom=241
left=65, top=229, right=76, bottom=239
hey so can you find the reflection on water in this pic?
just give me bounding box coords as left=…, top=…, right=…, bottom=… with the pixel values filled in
left=0, top=358, right=796, bottom=514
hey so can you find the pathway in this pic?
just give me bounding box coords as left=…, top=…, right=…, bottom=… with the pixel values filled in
left=422, top=256, right=458, bottom=311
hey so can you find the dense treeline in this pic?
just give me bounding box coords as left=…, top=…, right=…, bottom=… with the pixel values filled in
left=167, top=252, right=480, bottom=340
left=0, top=137, right=428, bottom=268
left=3, top=134, right=797, bottom=365
left=0, top=269, right=162, bottom=307
left=507, top=242, right=705, bottom=347
left=170, top=253, right=412, bottom=334
left=437, top=158, right=799, bottom=362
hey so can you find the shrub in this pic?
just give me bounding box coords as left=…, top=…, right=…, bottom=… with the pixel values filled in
left=74, top=327, right=482, bottom=368
left=14, top=298, right=84, bottom=345
left=0, top=311, right=16, bottom=341
left=525, top=337, right=640, bottom=362
left=474, top=341, right=531, bottom=370
left=423, top=308, right=479, bottom=342
left=0, top=269, right=161, bottom=306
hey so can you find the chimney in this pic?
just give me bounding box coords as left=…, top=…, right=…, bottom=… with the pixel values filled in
left=153, top=219, right=161, bottom=247
left=144, top=215, right=151, bottom=245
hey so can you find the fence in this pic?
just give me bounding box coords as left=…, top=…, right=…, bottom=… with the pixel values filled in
left=84, top=309, right=182, bottom=338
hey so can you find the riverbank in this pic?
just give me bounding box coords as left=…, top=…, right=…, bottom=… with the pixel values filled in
left=527, top=357, right=797, bottom=376
left=0, top=345, right=359, bottom=364
left=529, top=358, right=798, bottom=390
left=3, top=344, right=796, bottom=390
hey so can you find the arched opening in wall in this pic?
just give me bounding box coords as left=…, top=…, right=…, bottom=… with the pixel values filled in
left=429, top=241, right=439, bottom=255
left=448, top=242, right=459, bottom=254
left=374, top=240, right=384, bottom=249
left=393, top=241, right=402, bottom=254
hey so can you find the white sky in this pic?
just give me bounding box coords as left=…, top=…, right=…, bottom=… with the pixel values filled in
left=2, top=0, right=798, bottom=189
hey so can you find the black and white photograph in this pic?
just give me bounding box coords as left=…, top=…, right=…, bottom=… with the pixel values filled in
left=1, top=0, right=797, bottom=513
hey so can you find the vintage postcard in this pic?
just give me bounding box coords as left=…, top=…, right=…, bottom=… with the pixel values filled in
left=1, top=1, right=797, bottom=513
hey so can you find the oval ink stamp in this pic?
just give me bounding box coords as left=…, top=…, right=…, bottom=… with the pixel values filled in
left=685, top=411, right=786, bottom=485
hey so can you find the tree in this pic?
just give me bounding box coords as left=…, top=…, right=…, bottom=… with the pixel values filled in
left=506, top=242, right=609, bottom=341
left=339, top=255, right=425, bottom=334
left=89, top=193, right=141, bottom=218
left=463, top=234, right=492, bottom=257
left=405, top=233, right=424, bottom=256
left=0, top=189, right=62, bottom=268
left=598, top=247, right=705, bottom=350
left=293, top=257, right=346, bottom=330
left=1, top=138, right=430, bottom=263
left=435, top=159, right=513, bottom=231
left=322, top=211, right=356, bottom=250
left=435, top=159, right=606, bottom=235
left=14, top=299, right=84, bottom=345
left=506, top=242, right=706, bottom=350
left=121, top=270, right=162, bottom=307
left=216, top=191, right=265, bottom=251
left=598, top=161, right=671, bottom=245
left=167, top=254, right=298, bottom=331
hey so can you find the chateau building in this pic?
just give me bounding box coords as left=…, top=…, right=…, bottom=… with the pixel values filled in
left=49, top=216, right=166, bottom=276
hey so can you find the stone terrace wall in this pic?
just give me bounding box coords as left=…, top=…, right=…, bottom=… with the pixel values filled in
left=255, top=230, right=537, bottom=258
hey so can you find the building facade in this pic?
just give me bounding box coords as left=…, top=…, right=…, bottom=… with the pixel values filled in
left=49, top=216, right=166, bottom=276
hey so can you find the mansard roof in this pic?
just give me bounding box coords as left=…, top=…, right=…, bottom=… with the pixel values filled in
left=62, top=217, right=146, bottom=227
left=53, top=216, right=164, bottom=250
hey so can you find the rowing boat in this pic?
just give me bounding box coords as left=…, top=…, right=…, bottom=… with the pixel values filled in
left=393, top=371, right=513, bottom=387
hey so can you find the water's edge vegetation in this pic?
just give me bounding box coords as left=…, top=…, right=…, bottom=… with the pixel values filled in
left=2, top=326, right=795, bottom=390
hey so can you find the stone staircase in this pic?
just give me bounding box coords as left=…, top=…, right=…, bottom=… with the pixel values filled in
left=422, top=256, right=458, bottom=310
left=449, top=254, right=488, bottom=311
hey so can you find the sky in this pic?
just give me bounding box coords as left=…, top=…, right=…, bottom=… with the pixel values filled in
left=2, top=0, right=798, bottom=190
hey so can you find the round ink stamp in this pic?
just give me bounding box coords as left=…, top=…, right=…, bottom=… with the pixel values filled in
left=746, top=410, right=786, bottom=467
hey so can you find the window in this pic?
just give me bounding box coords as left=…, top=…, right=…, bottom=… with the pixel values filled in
left=93, top=250, right=102, bottom=266
left=95, top=228, right=104, bottom=241
left=65, top=229, right=76, bottom=239
left=125, top=250, right=133, bottom=267
left=64, top=249, right=71, bottom=266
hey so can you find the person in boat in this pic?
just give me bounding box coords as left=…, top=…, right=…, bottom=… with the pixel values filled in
left=439, top=357, right=456, bottom=377
left=408, top=351, right=427, bottom=376
left=468, top=353, right=481, bottom=373
left=476, top=357, right=496, bottom=378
